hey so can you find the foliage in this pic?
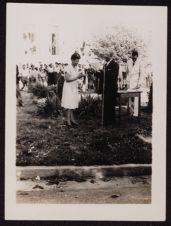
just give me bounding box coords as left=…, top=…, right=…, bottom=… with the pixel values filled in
left=89, top=26, right=148, bottom=62
left=28, top=83, right=48, bottom=98
left=29, top=83, right=62, bottom=117
left=76, top=95, right=102, bottom=119
left=36, top=97, right=62, bottom=117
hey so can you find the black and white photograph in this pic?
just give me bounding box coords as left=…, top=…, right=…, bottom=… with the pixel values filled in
left=5, top=3, right=167, bottom=221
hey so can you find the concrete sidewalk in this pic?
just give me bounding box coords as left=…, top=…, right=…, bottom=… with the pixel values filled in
left=17, top=164, right=151, bottom=180
left=16, top=165, right=151, bottom=204
left=16, top=175, right=151, bottom=204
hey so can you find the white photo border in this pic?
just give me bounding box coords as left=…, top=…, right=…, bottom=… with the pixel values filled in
left=5, top=3, right=167, bottom=221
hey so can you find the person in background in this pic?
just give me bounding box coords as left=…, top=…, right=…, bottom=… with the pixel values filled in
left=29, top=64, right=35, bottom=83
left=39, top=63, right=43, bottom=73
left=20, top=64, right=29, bottom=90
left=126, top=50, right=144, bottom=117
left=61, top=53, right=85, bottom=126
left=44, top=64, right=48, bottom=72
left=126, top=50, right=144, bottom=89
left=41, top=69, right=48, bottom=87
left=103, top=52, right=119, bottom=127
left=37, top=67, right=44, bottom=84
left=94, top=68, right=104, bottom=94
left=54, top=62, right=63, bottom=99
left=54, top=62, right=60, bottom=85
left=56, top=63, right=65, bottom=100
left=26, top=63, right=30, bottom=79
left=47, top=63, right=55, bottom=85
left=34, top=67, right=39, bottom=82
left=16, top=65, right=23, bottom=106
left=118, top=58, right=128, bottom=90
left=55, top=62, right=60, bottom=73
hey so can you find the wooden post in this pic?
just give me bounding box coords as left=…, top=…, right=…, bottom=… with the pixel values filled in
left=102, top=66, right=106, bottom=128
left=138, top=92, right=141, bottom=122
left=119, top=94, right=121, bottom=124
left=127, top=97, right=130, bottom=115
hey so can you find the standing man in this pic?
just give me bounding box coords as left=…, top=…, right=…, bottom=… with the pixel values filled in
left=126, top=50, right=144, bottom=89
left=103, top=52, right=119, bottom=127
left=126, top=50, right=144, bottom=116
left=47, top=63, right=55, bottom=85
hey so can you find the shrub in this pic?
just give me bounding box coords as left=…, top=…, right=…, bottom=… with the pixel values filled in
left=28, top=83, right=48, bottom=98
left=76, top=95, right=102, bottom=119
left=29, top=83, right=62, bottom=117
left=36, top=95, right=62, bottom=117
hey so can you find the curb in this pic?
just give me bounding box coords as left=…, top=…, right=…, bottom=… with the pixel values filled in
left=136, top=134, right=152, bottom=144
left=17, top=164, right=152, bottom=180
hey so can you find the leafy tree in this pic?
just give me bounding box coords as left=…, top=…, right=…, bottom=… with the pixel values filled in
left=88, top=26, right=148, bottom=63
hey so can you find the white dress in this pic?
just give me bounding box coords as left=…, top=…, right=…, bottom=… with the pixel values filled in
left=61, top=64, right=79, bottom=109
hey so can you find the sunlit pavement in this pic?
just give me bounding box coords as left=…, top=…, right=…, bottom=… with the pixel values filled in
left=16, top=176, right=151, bottom=204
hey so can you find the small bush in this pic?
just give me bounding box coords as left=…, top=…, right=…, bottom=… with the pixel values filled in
left=28, top=83, right=48, bottom=98
left=36, top=93, right=62, bottom=117
left=76, top=95, right=102, bottom=119
left=29, top=83, right=63, bottom=117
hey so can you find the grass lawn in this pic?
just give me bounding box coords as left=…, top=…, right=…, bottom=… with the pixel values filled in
left=16, top=90, right=152, bottom=166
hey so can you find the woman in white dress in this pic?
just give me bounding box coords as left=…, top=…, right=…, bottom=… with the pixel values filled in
left=61, top=53, right=85, bottom=126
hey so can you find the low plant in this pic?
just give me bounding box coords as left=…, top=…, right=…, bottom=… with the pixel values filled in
left=76, top=95, right=102, bottom=119
left=36, top=91, right=62, bottom=117
left=28, top=83, right=48, bottom=98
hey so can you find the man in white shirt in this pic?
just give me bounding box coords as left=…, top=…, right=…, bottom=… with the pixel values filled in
left=126, top=50, right=144, bottom=89
left=126, top=50, right=144, bottom=116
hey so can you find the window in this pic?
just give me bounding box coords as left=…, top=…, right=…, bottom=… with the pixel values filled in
left=52, top=33, right=56, bottom=55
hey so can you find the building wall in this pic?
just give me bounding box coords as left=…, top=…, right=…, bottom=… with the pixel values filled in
left=16, top=24, right=84, bottom=64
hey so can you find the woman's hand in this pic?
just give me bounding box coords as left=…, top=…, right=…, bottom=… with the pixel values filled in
left=65, top=72, right=85, bottom=82
left=78, top=73, right=85, bottom=79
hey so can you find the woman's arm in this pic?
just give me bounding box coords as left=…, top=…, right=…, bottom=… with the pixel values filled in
left=65, top=72, right=83, bottom=82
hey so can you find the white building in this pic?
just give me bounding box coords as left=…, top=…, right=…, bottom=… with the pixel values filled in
left=15, top=23, right=87, bottom=65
